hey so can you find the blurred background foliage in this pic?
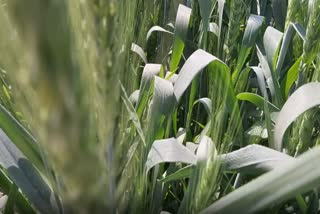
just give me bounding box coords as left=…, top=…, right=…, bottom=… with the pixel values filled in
left=0, top=0, right=169, bottom=212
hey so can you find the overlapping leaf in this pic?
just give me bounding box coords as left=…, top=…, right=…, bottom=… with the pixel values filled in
left=200, top=146, right=320, bottom=214
left=274, top=83, right=320, bottom=151
left=170, top=4, right=192, bottom=71
left=131, top=43, right=147, bottom=64
left=136, top=64, right=162, bottom=118
left=232, top=15, right=265, bottom=82
left=0, top=129, right=60, bottom=213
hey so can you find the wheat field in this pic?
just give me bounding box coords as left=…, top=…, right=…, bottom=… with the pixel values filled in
left=0, top=0, right=319, bottom=213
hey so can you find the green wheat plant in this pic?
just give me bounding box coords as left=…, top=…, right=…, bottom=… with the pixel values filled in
left=0, top=0, right=319, bottom=213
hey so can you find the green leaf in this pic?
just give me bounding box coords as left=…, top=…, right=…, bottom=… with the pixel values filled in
left=196, top=136, right=215, bottom=163
left=129, top=90, right=140, bottom=106
left=0, top=105, right=46, bottom=178
left=276, top=23, right=305, bottom=76
left=146, top=77, right=176, bottom=145
left=217, top=0, right=225, bottom=51
left=136, top=64, right=162, bottom=118
left=146, top=138, right=196, bottom=173
left=220, top=144, right=293, bottom=175
left=263, top=26, right=283, bottom=72
left=251, top=66, right=267, bottom=96
left=0, top=169, right=34, bottom=213
left=236, top=93, right=279, bottom=112
left=232, top=15, right=265, bottom=82
left=194, top=98, right=212, bottom=115
left=186, top=142, right=198, bottom=153
left=131, top=43, right=147, bottom=64
left=208, top=22, right=219, bottom=36
left=4, top=184, right=18, bottom=214
left=121, top=85, right=146, bottom=147
left=173, top=49, right=242, bottom=141
left=246, top=121, right=268, bottom=140
left=264, top=91, right=275, bottom=148
left=274, top=82, right=320, bottom=151
left=160, top=165, right=193, bottom=183
left=146, top=26, right=173, bottom=41
left=165, top=72, right=179, bottom=84
left=256, top=41, right=275, bottom=95
left=174, top=50, right=226, bottom=103
left=0, top=129, right=60, bottom=213
left=198, top=0, right=213, bottom=31
left=170, top=4, right=192, bottom=71
left=256, top=40, right=283, bottom=105
left=148, top=140, right=290, bottom=177
left=283, top=56, right=302, bottom=98
left=200, top=146, right=320, bottom=214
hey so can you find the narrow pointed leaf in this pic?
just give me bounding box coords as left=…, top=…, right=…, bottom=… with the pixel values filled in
left=263, top=26, right=283, bottom=71
left=170, top=4, right=192, bottom=71
left=276, top=23, right=305, bottom=76
left=232, top=15, right=265, bottom=82
left=136, top=64, right=162, bottom=118
left=146, top=26, right=173, bottom=41
left=283, top=56, right=302, bottom=98
left=236, top=93, right=280, bottom=112
left=251, top=66, right=268, bottom=96
left=131, top=43, right=147, bottom=64
left=121, top=85, right=146, bottom=146
left=160, top=165, right=193, bottom=183
left=146, top=77, right=176, bottom=145
left=217, top=0, right=225, bottom=49
left=194, top=98, right=212, bottom=115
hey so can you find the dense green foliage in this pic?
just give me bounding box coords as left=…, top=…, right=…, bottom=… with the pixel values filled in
left=0, top=0, right=320, bottom=213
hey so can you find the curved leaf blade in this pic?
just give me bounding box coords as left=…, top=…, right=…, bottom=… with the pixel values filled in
left=274, top=82, right=320, bottom=151
left=194, top=98, right=212, bottom=115
left=220, top=144, right=293, bottom=174
left=136, top=64, right=162, bottom=118
left=174, top=49, right=226, bottom=101
left=146, top=26, right=173, bottom=41
left=146, top=138, right=196, bottom=173
left=263, top=26, right=283, bottom=71
left=232, top=15, right=265, bottom=82
left=146, top=77, right=176, bottom=145
left=0, top=129, right=60, bottom=213
left=131, top=43, right=147, bottom=64
left=170, top=4, right=192, bottom=71
left=129, top=90, right=140, bottom=106
left=201, top=146, right=320, bottom=214
left=160, top=165, right=193, bottom=183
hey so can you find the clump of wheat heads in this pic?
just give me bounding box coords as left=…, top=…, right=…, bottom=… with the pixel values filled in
left=224, top=0, right=250, bottom=68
